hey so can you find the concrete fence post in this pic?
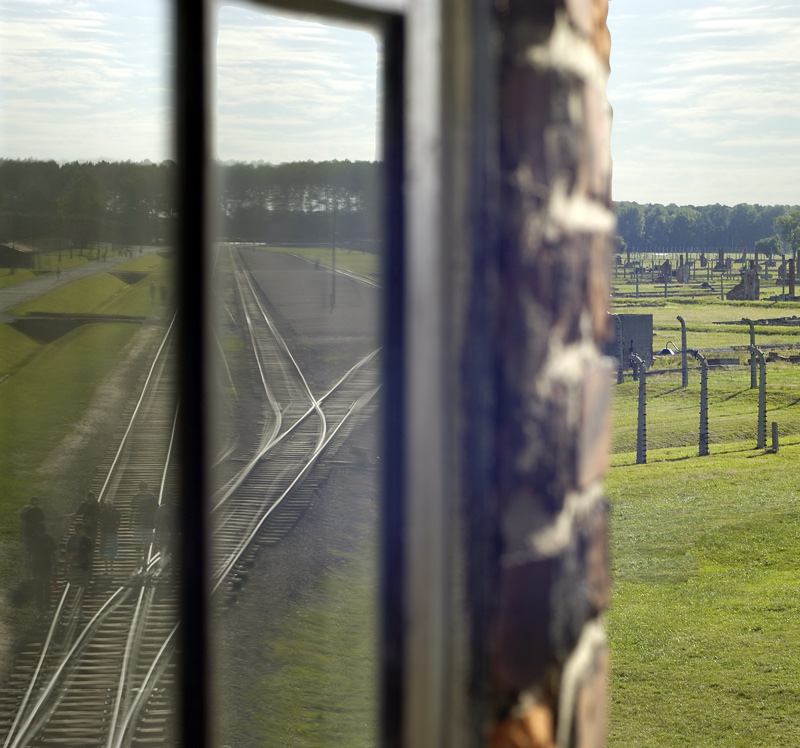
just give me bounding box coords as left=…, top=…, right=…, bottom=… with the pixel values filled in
left=677, top=315, right=688, bottom=387
left=690, top=350, right=709, bottom=456
left=632, top=354, right=647, bottom=464
left=772, top=421, right=779, bottom=452
left=744, top=318, right=756, bottom=389
left=750, top=345, right=767, bottom=448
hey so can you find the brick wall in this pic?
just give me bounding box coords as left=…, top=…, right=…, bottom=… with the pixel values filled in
left=489, top=1, right=614, bottom=746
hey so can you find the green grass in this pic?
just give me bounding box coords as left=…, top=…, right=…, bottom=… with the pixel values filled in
left=608, top=295, right=800, bottom=747
left=253, top=500, right=378, bottom=747
left=256, top=245, right=379, bottom=277
left=607, top=446, right=800, bottom=747
left=8, top=254, right=173, bottom=317
left=0, top=268, right=40, bottom=290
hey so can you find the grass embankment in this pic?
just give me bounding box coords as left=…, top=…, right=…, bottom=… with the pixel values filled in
left=256, top=245, right=379, bottom=278
left=253, top=489, right=378, bottom=747
left=0, top=255, right=172, bottom=580
left=0, top=247, right=134, bottom=291
left=607, top=297, right=800, bottom=747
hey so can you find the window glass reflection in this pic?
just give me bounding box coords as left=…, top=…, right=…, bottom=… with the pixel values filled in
left=0, top=2, right=178, bottom=745
left=212, top=5, right=383, bottom=745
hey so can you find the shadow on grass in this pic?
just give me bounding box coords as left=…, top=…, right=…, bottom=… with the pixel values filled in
left=612, top=442, right=761, bottom=467
left=651, top=385, right=685, bottom=398
left=719, top=388, right=750, bottom=402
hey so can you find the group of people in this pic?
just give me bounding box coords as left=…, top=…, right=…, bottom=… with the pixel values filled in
left=19, top=481, right=177, bottom=616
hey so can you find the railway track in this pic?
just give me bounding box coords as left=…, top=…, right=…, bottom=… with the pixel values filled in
left=1, top=247, right=380, bottom=746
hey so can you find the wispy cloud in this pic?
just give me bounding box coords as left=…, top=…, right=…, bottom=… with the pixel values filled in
left=214, top=6, right=378, bottom=163
left=608, top=0, right=800, bottom=204
left=1, top=0, right=171, bottom=161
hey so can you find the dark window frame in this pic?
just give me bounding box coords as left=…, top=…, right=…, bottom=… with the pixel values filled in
left=174, top=2, right=407, bottom=745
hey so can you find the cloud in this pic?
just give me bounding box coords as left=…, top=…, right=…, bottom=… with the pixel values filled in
left=0, top=0, right=172, bottom=161
left=214, top=5, right=379, bottom=163
left=608, top=0, right=800, bottom=204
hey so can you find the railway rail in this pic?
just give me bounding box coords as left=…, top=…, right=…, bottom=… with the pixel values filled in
left=0, top=246, right=380, bottom=746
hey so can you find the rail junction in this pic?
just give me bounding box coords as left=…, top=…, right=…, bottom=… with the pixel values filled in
left=0, top=245, right=381, bottom=746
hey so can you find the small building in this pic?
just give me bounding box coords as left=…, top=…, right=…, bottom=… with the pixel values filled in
left=0, top=243, right=35, bottom=269
left=605, top=313, right=653, bottom=367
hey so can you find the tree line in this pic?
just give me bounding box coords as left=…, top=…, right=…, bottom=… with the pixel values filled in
left=0, top=158, right=382, bottom=251
left=616, top=201, right=800, bottom=258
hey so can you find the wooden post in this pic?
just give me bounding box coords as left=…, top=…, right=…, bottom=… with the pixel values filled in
left=772, top=421, right=779, bottom=452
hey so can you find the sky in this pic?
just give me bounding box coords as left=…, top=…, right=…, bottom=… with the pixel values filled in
left=608, top=0, right=800, bottom=206
left=1, top=1, right=799, bottom=206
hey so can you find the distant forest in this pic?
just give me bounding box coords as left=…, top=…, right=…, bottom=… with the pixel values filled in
left=0, top=158, right=382, bottom=251
left=2, top=158, right=798, bottom=258
left=616, top=201, right=800, bottom=258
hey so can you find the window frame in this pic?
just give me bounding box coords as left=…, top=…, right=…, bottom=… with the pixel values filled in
left=174, top=2, right=409, bottom=745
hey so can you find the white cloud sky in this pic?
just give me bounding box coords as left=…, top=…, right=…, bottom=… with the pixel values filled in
left=1, top=0, right=798, bottom=206
left=608, top=0, right=800, bottom=205
left=214, top=5, right=379, bottom=163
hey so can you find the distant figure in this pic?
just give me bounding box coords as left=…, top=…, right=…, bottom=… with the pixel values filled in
left=28, top=522, right=57, bottom=615
left=314, top=258, right=320, bottom=270
left=76, top=491, right=100, bottom=547
left=20, top=497, right=45, bottom=576
left=154, top=500, right=178, bottom=568
left=98, top=498, right=121, bottom=576
left=65, top=522, right=93, bottom=591
left=131, top=481, right=158, bottom=568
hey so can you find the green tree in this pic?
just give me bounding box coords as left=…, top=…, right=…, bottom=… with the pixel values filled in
left=755, top=234, right=782, bottom=258
left=775, top=209, right=800, bottom=258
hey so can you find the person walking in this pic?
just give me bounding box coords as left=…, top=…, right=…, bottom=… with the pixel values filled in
left=65, top=522, right=94, bottom=591
left=28, top=522, right=57, bottom=616
left=130, top=481, right=158, bottom=569
left=98, top=498, right=121, bottom=576
left=76, top=491, right=100, bottom=547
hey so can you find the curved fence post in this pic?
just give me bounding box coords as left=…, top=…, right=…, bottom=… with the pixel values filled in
left=750, top=345, right=767, bottom=448
left=632, top=354, right=647, bottom=464
left=677, top=315, right=688, bottom=388
left=743, top=318, right=756, bottom=389
left=690, top=350, right=709, bottom=456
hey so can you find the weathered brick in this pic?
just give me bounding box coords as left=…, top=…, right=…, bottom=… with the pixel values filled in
left=493, top=558, right=556, bottom=690
left=577, top=359, right=611, bottom=489
left=572, top=643, right=609, bottom=748
left=587, top=233, right=613, bottom=342
left=564, top=0, right=594, bottom=37
left=491, top=699, right=557, bottom=748
left=580, top=500, right=611, bottom=612
left=582, top=83, right=612, bottom=201
left=592, top=0, right=611, bottom=68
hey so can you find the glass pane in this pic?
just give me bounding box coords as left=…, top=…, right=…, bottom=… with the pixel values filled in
left=0, top=2, right=179, bottom=745
left=212, top=5, right=383, bottom=746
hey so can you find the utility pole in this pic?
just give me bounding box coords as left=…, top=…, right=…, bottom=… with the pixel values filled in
left=330, top=195, right=337, bottom=310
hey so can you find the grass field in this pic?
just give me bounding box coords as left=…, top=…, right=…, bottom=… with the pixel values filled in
left=252, top=498, right=378, bottom=748
left=607, top=295, right=800, bottom=747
